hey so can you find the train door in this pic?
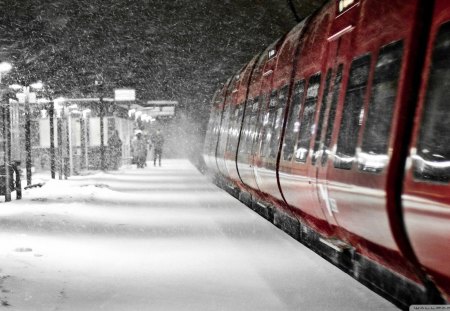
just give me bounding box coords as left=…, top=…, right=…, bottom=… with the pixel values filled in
left=253, top=42, right=279, bottom=193
left=203, top=90, right=220, bottom=170
left=216, top=77, right=237, bottom=179
left=314, top=5, right=357, bottom=230
left=316, top=0, right=431, bottom=284
left=403, top=1, right=450, bottom=301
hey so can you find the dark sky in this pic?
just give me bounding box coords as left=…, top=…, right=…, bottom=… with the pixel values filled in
left=1, top=0, right=324, bottom=112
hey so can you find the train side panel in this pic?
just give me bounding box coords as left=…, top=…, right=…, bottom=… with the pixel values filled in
left=279, top=3, right=335, bottom=234
left=236, top=48, right=271, bottom=193
left=253, top=22, right=306, bottom=206
left=224, top=57, right=259, bottom=185
left=203, top=83, right=229, bottom=177
left=403, top=0, right=450, bottom=301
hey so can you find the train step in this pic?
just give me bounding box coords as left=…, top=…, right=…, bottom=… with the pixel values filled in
left=318, top=237, right=352, bottom=253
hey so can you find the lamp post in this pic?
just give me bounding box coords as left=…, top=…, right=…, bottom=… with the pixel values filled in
left=49, top=99, right=56, bottom=179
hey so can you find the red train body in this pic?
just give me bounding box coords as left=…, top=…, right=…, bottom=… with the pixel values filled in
left=203, top=0, right=449, bottom=307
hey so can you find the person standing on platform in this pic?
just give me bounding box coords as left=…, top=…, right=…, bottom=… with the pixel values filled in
left=132, top=130, right=147, bottom=168
left=107, top=130, right=122, bottom=170
left=151, top=129, right=164, bottom=167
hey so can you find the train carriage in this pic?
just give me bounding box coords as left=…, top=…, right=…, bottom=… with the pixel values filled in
left=203, top=0, right=449, bottom=307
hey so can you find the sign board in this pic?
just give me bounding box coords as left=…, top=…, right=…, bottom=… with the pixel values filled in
left=114, top=89, right=135, bottom=101
left=141, top=101, right=177, bottom=119
left=143, top=105, right=175, bottom=118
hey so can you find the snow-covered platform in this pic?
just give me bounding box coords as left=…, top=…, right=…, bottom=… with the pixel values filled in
left=0, top=159, right=397, bottom=310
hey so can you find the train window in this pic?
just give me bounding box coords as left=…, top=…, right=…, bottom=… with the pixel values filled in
left=322, top=64, right=344, bottom=166
left=268, top=85, right=289, bottom=160
left=204, top=108, right=217, bottom=155
left=251, top=94, right=266, bottom=156
left=248, top=97, right=261, bottom=155
left=295, top=73, right=321, bottom=162
left=358, top=40, right=403, bottom=173
left=312, top=69, right=332, bottom=165
left=334, top=54, right=371, bottom=170
left=413, top=22, right=450, bottom=184
left=230, top=104, right=245, bottom=154
left=261, top=90, right=279, bottom=158
left=209, top=110, right=219, bottom=156
left=282, top=80, right=305, bottom=161
left=225, top=104, right=239, bottom=152
left=217, top=103, right=232, bottom=155
left=238, top=99, right=253, bottom=156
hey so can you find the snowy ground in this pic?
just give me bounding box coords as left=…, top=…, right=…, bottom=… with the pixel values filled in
left=0, top=159, right=397, bottom=310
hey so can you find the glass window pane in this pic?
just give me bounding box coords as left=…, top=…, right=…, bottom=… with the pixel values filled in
left=334, top=54, right=371, bottom=170
left=238, top=99, right=253, bottom=156
left=268, top=85, right=289, bottom=160
left=261, top=90, right=278, bottom=157
left=217, top=103, right=232, bottom=155
left=251, top=94, right=266, bottom=156
left=295, top=73, right=321, bottom=162
left=322, top=64, right=344, bottom=166
left=229, top=104, right=245, bottom=154
left=358, top=40, right=403, bottom=173
left=413, top=22, right=450, bottom=184
left=225, top=104, right=239, bottom=152
left=282, top=80, right=305, bottom=161
left=312, top=69, right=332, bottom=165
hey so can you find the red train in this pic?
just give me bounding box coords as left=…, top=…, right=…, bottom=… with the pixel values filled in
left=203, top=0, right=450, bottom=307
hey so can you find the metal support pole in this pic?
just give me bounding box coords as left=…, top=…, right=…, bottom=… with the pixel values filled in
left=14, top=162, right=21, bottom=200
left=80, top=117, right=85, bottom=170
left=99, top=98, right=105, bottom=171
left=2, top=103, right=11, bottom=201
left=6, top=101, right=11, bottom=169
left=64, top=111, right=69, bottom=179
left=85, top=114, right=89, bottom=169
left=67, top=112, right=73, bottom=176
left=57, top=113, right=63, bottom=180
left=49, top=102, right=55, bottom=179
left=5, top=101, right=11, bottom=200
left=24, top=86, right=32, bottom=186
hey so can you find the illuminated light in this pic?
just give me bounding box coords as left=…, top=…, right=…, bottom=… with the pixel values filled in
left=338, top=0, right=356, bottom=13
left=54, top=97, right=66, bottom=105
left=16, top=93, right=26, bottom=103
left=30, top=81, right=43, bottom=89
left=37, top=98, right=51, bottom=104
left=55, top=108, right=62, bottom=118
left=82, top=109, right=91, bottom=119
left=40, top=109, right=48, bottom=119
left=9, top=84, right=22, bottom=90
left=268, top=49, right=276, bottom=58
left=0, top=62, right=12, bottom=73
left=114, top=89, right=135, bottom=101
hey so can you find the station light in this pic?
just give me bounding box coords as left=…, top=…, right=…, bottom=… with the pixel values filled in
left=82, top=109, right=91, bottom=119
left=54, top=97, right=66, bottom=105
left=30, top=81, right=43, bottom=90
left=40, top=109, right=48, bottom=119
